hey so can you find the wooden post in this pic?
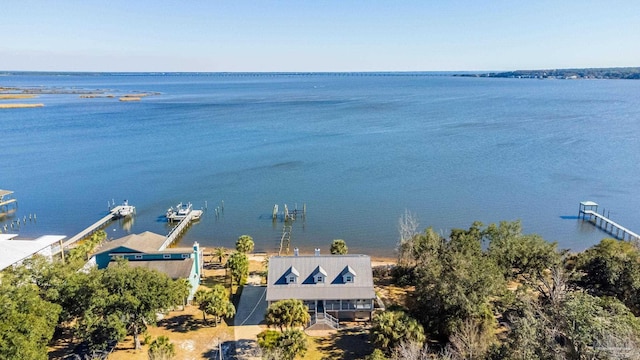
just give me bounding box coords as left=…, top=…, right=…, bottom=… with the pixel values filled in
left=59, top=239, right=65, bottom=263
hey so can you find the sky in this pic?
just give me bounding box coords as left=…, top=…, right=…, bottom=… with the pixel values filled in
left=1, top=1, right=639, bottom=72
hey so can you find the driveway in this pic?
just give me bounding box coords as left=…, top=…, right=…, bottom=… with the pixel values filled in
left=233, top=284, right=267, bottom=359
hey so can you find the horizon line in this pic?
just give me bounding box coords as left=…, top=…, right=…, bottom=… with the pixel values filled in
left=1, top=66, right=639, bottom=76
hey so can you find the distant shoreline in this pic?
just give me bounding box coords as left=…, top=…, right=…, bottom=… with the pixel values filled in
left=1, top=67, right=639, bottom=79
left=455, top=67, right=640, bottom=80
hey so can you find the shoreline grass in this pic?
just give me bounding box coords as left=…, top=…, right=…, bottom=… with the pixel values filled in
left=0, top=103, right=44, bottom=108
left=0, top=94, right=37, bottom=99
left=119, top=96, right=141, bottom=101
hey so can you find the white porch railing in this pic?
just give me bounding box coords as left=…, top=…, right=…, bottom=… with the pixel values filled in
left=309, top=311, right=339, bottom=329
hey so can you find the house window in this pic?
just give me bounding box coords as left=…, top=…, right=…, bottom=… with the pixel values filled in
left=163, top=254, right=171, bottom=259
left=134, top=255, right=143, bottom=260
left=357, top=299, right=371, bottom=309
left=345, top=275, right=352, bottom=283
left=288, top=276, right=296, bottom=284
left=182, top=254, right=190, bottom=259
left=315, top=275, right=324, bottom=283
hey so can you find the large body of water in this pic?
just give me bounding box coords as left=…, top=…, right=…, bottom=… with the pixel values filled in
left=2, top=73, right=640, bottom=256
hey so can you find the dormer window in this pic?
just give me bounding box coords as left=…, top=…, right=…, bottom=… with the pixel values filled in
left=285, top=266, right=299, bottom=284
left=342, top=265, right=357, bottom=283
left=312, top=266, right=328, bottom=284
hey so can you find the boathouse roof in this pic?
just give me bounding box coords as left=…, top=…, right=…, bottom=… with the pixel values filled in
left=0, top=189, right=13, bottom=197
left=580, top=201, right=598, bottom=206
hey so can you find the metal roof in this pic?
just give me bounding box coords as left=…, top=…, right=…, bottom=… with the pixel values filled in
left=345, top=265, right=357, bottom=276
left=314, top=266, right=328, bottom=276
left=96, top=231, right=167, bottom=254
left=0, top=189, right=14, bottom=198
left=108, top=258, right=194, bottom=280
left=0, top=235, right=67, bottom=271
left=286, top=266, right=300, bottom=277
left=580, top=201, right=598, bottom=206
left=266, top=255, right=375, bottom=302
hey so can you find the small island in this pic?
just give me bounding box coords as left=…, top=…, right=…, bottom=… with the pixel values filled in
left=0, top=93, right=44, bottom=108
left=0, top=85, right=159, bottom=107
left=0, top=103, right=44, bottom=109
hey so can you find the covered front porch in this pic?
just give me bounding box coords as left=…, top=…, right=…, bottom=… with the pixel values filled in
left=303, top=299, right=374, bottom=321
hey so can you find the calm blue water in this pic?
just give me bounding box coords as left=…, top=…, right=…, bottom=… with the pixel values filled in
left=2, top=73, right=640, bottom=255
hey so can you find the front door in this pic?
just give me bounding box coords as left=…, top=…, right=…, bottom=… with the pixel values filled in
left=316, top=300, right=325, bottom=314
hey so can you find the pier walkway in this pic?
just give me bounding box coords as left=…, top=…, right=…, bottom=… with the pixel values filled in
left=579, top=201, right=640, bottom=241
left=61, top=205, right=128, bottom=248
left=159, top=209, right=203, bottom=251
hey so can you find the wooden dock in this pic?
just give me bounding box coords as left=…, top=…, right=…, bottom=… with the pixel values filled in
left=0, top=189, right=17, bottom=209
left=272, top=203, right=306, bottom=255
left=61, top=205, right=129, bottom=248
left=277, top=220, right=293, bottom=256
left=159, top=209, right=203, bottom=251
left=579, top=201, right=640, bottom=241
left=272, top=203, right=306, bottom=222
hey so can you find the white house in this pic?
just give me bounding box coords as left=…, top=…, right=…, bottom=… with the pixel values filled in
left=267, top=252, right=376, bottom=328
left=0, top=234, right=67, bottom=271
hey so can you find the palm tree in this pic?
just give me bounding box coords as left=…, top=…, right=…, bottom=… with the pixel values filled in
left=370, top=310, right=425, bottom=354
left=213, top=247, right=227, bottom=264
left=236, top=235, right=255, bottom=253
left=330, top=239, right=348, bottom=255
left=265, top=299, right=311, bottom=330
left=193, top=286, right=236, bottom=324
left=148, top=336, right=175, bottom=360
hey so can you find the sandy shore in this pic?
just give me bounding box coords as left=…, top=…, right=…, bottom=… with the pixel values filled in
left=119, top=96, right=141, bottom=101
left=0, top=94, right=37, bottom=99
left=0, top=103, right=44, bottom=108
left=245, top=253, right=396, bottom=267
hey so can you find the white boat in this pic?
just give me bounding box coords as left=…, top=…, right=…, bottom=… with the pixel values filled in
left=166, top=202, right=192, bottom=222
left=114, top=200, right=135, bottom=218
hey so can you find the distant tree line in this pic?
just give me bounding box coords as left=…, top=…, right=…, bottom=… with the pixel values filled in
left=456, top=67, right=640, bottom=80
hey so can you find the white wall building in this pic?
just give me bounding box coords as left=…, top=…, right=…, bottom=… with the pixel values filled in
left=0, top=234, right=67, bottom=271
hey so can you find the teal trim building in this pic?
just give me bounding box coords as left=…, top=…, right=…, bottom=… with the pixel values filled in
left=94, top=231, right=203, bottom=301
